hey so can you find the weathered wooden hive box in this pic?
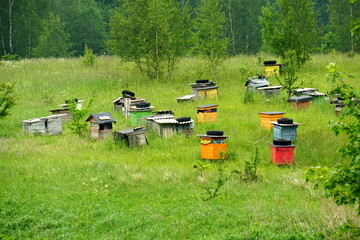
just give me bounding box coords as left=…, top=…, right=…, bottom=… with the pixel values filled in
left=294, top=88, right=327, bottom=100
left=257, top=86, right=283, bottom=95
left=48, top=99, right=85, bottom=122
left=288, top=95, right=313, bottom=110
left=129, top=102, right=154, bottom=126
left=190, top=80, right=219, bottom=99
left=175, top=117, right=194, bottom=136
left=22, top=114, right=66, bottom=135
left=176, top=95, right=195, bottom=102
left=263, top=60, right=282, bottom=76
left=198, top=131, right=229, bottom=160
left=114, top=127, right=148, bottom=147
left=144, top=109, right=175, bottom=132
left=270, top=118, right=301, bottom=142
left=196, top=104, right=218, bottom=123
left=86, top=112, right=116, bottom=139
left=152, top=118, right=179, bottom=138
left=269, top=139, right=295, bottom=165
left=258, top=111, right=285, bottom=129
left=244, top=74, right=270, bottom=89
left=112, top=96, right=146, bottom=113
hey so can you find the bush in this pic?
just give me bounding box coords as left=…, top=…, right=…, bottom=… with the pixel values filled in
left=82, top=44, right=96, bottom=66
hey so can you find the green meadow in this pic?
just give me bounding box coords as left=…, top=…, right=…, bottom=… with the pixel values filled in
left=0, top=55, right=359, bottom=239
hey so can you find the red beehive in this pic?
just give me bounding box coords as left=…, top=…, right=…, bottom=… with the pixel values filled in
left=269, top=139, right=295, bottom=165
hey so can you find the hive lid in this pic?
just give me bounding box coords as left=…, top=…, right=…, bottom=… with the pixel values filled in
left=196, top=104, right=219, bottom=108
left=288, top=95, right=313, bottom=102
left=294, top=88, right=318, bottom=93
left=270, top=121, right=301, bottom=126
left=86, top=112, right=116, bottom=124
left=257, top=86, right=283, bottom=90
left=176, top=95, right=195, bottom=100
left=192, top=86, right=219, bottom=90
left=197, top=134, right=229, bottom=138
left=258, top=111, right=285, bottom=115
left=118, top=127, right=146, bottom=135
left=144, top=115, right=175, bottom=120
left=153, top=118, right=179, bottom=124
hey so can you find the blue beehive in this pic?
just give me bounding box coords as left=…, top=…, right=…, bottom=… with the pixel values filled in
left=271, top=118, right=301, bottom=142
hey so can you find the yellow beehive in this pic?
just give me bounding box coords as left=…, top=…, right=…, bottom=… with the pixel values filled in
left=259, top=111, right=285, bottom=129
left=265, top=65, right=282, bottom=76
left=197, top=88, right=218, bottom=99
left=200, top=137, right=227, bottom=159
left=196, top=104, right=218, bottom=123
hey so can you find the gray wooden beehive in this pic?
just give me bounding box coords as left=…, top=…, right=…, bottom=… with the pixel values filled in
left=22, top=114, right=66, bottom=135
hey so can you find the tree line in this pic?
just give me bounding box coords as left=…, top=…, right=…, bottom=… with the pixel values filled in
left=0, top=0, right=359, bottom=59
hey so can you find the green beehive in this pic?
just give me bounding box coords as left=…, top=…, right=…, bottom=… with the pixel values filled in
left=129, top=102, right=154, bottom=127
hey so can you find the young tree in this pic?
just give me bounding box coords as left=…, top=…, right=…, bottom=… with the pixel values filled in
left=260, top=0, right=318, bottom=66
left=0, top=82, right=16, bottom=119
left=33, top=13, right=72, bottom=58
left=108, top=0, right=189, bottom=79
left=193, top=0, right=228, bottom=79
left=306, top=63, right=360, bottom=215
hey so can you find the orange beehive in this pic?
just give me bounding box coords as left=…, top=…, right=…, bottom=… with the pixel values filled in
left=258, top=111, right=285, bottom=129
left=196, top=104, right=218, bottom=123
left=198, top=131, right=229, bottom=160
left=288, top=95, right=313, bottom=110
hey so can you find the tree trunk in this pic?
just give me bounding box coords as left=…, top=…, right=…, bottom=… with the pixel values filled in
left=228, top=4, right=236, bottom=55
left=0, top=14, right=7, bottom=55
left=8, top=0, right=15, bottom=55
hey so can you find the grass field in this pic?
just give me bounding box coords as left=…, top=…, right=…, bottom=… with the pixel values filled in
left=0, top=54, right=359, bottom=239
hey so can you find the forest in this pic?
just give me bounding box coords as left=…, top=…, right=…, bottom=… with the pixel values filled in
left=0, top=0, right=359, bottom=59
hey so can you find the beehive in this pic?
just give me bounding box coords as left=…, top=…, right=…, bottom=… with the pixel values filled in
left=196, top=104, right=218, bottom=123
left=263, top=61, right=282, bottom=77
left=198, top=131, right=229, bottom=160
left=190, top=80, right=219, bottom=99
left=114, top=127, right=148, bottom=147
left=271, top=118, right=301, bottom=142
left=288, top=95, right=313, bottom=110
left=269, top=139, right=295, bottom=165
left=258, top=111, right=285, bottom=129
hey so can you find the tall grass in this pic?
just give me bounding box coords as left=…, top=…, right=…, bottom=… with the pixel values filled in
left=0, top=55, right=359, bottom=239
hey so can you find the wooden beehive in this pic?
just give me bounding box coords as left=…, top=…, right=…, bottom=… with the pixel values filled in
left=86, top=112, right=116, bottom=139
left=176, top=119, right=194, bottom=137
left=190, top=80, right=219, bottom=99
left=258, top=111, right=285, bottom=129
left=112, top=96, right=146, bottom=113
left=152, top=118, right=178, bottom=138
left=22, top=114, right=66, bottom=135
left=114, top=127, right=148, bottom=147
left=196, top=104, right=218, bottom=123
left=271, top=119, right=301, bottom=142
left=263, top=61, right=282, bottom=77
left=257, top=86, right=283, bottom=96
left=288, top=95, right=313, bottom=110
left=198, top=132, right=229, bottom=160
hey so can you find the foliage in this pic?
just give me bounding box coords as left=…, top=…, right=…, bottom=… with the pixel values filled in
left=306, top=63, right=360, bottom=217
left=1, top=54, right=20, bottom=61
left=108, top=0, right=190, bottom=79
left=1, top=55, right=360, bottom=239
left=33, top=13, right=73, bottom=58
left=0, top=82, right=16, bottom=119
left=82, top=44, right=96, bottom=66
left=274, top=50, right=302, bottom=98
left=67, top=98, right=93, bottom=136
left=328, top=0, right=360, bottom=53
left=260, top=0, right=318, bottom=66
left=192, top=0, right=228, bottom=80
left=232, top=145, right=261, bottom=182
